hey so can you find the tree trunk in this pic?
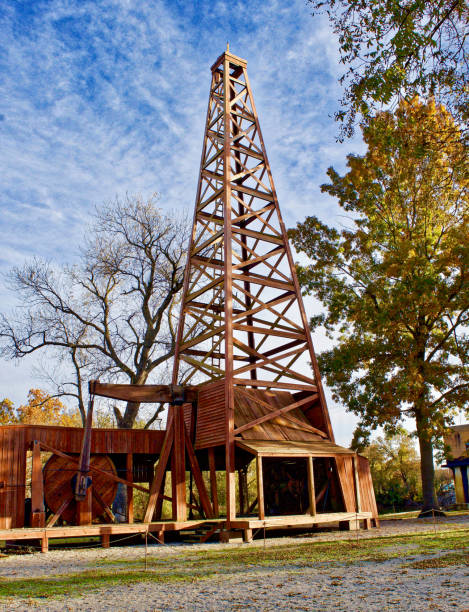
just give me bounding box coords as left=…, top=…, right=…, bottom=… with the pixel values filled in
left=114, top=401, right=141, bottom=429
left=415, top=411, right=438, bottom=511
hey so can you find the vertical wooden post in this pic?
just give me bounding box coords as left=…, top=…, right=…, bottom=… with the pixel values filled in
left=31, top=440, right=45, bottom=528
left=208, top=447, right=219, bottom=518
left=154, top=471, right=166, bottom=520
left=256, top=456, right=265, bottom=520
left=238, top=467, right=249, bottom=516
left=172, top=407, right=187, bottom=521
left=238, top=470, right=244, bottom=516
left=77, top=484, right=93, bottom=526
left=307, top=456, right=316, bottom=517
left=126, top=453, right=133, bottom=524
left=41, top=532, right=48, bottom=553
left=101, top=533, right=110, bottom=548
left=223, top=51, right=236, bottom=525
left=353, top=454, right=361, bottom=513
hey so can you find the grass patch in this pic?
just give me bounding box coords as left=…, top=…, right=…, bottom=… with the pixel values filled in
left=2, top=528, right=468, bottom=601
left=405, top=552, right=469, bottom=569
left=0, top=568, right=218, bottom=600
left=98, top=529, right=469, bottom=570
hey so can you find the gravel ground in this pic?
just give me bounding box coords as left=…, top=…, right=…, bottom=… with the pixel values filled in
left=1, top=515, right=468, bottom=611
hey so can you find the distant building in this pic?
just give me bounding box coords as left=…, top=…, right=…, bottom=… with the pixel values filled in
left=443, top=424, right=469, bottom=507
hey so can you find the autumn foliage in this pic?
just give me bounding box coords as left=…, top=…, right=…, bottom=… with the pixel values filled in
left=289, top=98, right=468, bottom=510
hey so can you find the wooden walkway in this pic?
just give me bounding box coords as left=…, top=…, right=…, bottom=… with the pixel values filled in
left=0, top=512, right=376, bottom=552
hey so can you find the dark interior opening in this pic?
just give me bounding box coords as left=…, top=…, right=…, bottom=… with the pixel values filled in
left=262, top=457, right=309, bottom=516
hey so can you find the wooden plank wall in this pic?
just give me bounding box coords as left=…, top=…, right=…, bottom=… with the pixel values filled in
left=335, top=456, right=356, bottom=512
left=0, top=425, right=166, bottom=530
left=357, top=455, right=379, bottom=518
left=0, top=425, right=165, bottom=454
left=195, top=381, right=226, bottom=449
left=0, top=427, right=26, bottom=529
left=335, top=455, right=378, bottom=518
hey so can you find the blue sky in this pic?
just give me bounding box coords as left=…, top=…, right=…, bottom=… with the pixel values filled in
left=0, top=0, right=366, bottom=444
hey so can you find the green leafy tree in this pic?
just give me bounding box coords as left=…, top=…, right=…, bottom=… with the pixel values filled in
left=309, top=0, right=469, bottom=138
left=289, top=98, right=469, bottom=511
left=363, top=431, right=421, bottom=511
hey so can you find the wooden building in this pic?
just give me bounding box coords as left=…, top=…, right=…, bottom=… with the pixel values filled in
left=0, top=48, right=378, bottom=550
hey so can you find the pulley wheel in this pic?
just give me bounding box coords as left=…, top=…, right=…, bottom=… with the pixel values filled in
left=43, top=454, right=118, bottom=524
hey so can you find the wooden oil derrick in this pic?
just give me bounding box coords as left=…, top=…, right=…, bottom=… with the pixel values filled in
left=146, top=47, right=338, bottom=525
left=0, top=50, right=379, bottom=546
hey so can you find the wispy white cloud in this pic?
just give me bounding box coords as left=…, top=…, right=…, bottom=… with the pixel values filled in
left=0, top=0, right=364, bottom=443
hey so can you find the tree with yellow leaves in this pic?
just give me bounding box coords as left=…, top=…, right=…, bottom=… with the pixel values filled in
left=0, top=398, right=17, bottom=425
left=289, top=98, right=468, bottom=513
left=0, top=389, right=80, bottom=427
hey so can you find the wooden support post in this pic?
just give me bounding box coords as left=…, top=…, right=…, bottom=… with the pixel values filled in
left=184, top=427, right=214, bottom=518
left=208, top=447, right=219, bottom=518
left=154, top=470, right=166, bottom=520
left=144, top=425, right=173, bottom=523
left=77, top=484, right=93, bottom=526
left=243, top=528, right=253, bottom=543
left=353, top=454, right=362, bottom=513
left=256, top=456, right=265, bottom=520
left=172, top=407, right=187, bottom=521
left=41, top=532, right=48, bottom=553
left=238, top=467, right=249, bottom=516
left=31, top=440, right=45, bottom=528
left=307, top=456, right=316, bottom=517
left=238, top=469, right=245, bottom=516
left=101, top=533, right=110, bottom=548
left=126, top=453, right=133, bottom=523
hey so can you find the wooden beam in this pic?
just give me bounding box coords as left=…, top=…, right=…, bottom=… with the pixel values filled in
left=92, top=488, right=115, bottom=523
left=46, top=492, right=73, bottom=528
left=353, top=454, right=362, bottom=513
left=144, top=424, right=174, bottom=523
left=89, top=381, right=198, bottom=404
left=307, top=457, right=316, bottom=516
left=76, top=485, right=92, bottom=526
left=233, top=379, right=318, bottom=392
left=256, top=456, right=265, bottom=520
left=233, top=394, right=319, bottom=435
left=126, top=454, right=133, bottom=524
left=31, top=440, right=45, bottom=528
left=172, top=408, right=186, bottom=521
left=208, top=447, right=219, bottom=517
left=184, top=422, right=214, bottom=519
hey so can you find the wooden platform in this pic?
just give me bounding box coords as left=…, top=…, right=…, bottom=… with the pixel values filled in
left=0, top=512, right=377, bottom=552
left=230, top=511, right=374, bottom=529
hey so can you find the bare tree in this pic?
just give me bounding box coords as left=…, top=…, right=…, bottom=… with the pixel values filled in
left=0, top=194, right=189, bottom=428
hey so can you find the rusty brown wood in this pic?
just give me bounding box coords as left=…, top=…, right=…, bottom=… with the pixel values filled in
left=233, top=394, right=320, bottom=435
left=89, top=381, right=198, bottom=404
left=126, top=453, right=133, bottom=524
left=208, top=447, right=219, bottom=517
left=46, top=492, right=74, bottom=528
left=144, top=424, right=174, bottom=523
left=31, top=440, right=45, bottom=528
left=184, top=430, right=214, bottom=519
left=38, top=441, right=150, bottom=494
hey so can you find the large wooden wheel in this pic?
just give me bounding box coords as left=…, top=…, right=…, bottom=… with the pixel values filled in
left=43, top=454, right=118, bottom=524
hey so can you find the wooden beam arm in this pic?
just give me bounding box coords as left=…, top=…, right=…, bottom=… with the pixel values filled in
left=89, top=381, right=198, bottom=404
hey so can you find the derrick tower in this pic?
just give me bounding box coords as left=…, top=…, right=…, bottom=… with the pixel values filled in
left=167, top=48, right=335, bottom=522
